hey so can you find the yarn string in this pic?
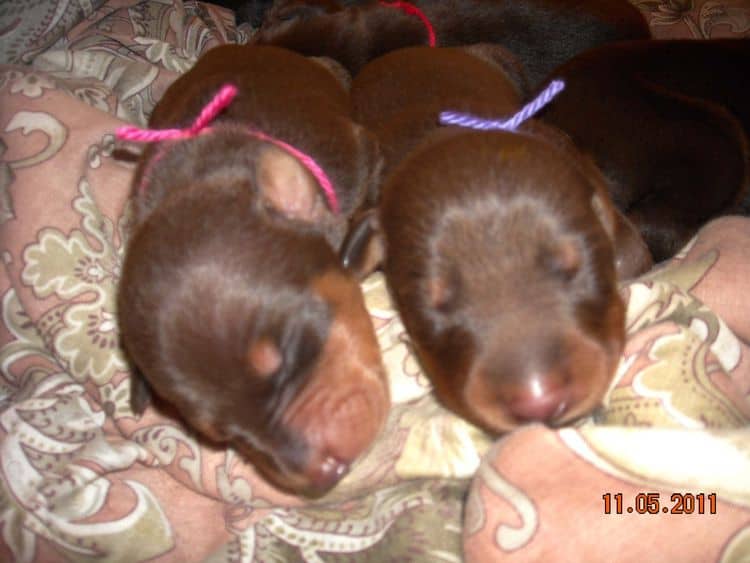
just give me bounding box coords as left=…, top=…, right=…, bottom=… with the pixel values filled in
left=116, top=84, right=239, bottom=142
left=379, top=1, right=436, bottom=47
left=116, top=84, right=339, bottom=213
left=439, top=79, right=565, bottom=131
left=248, top=129, right=340, bottom=214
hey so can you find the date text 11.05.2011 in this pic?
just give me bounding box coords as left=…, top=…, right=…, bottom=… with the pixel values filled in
left=602, top=493, right=717, bottom=515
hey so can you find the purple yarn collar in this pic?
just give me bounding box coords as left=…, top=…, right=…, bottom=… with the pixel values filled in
left=439, top=79, right=565, bottom=132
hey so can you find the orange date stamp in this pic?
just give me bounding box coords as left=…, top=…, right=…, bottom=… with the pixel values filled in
left=602, top=492, right=717, bottom=515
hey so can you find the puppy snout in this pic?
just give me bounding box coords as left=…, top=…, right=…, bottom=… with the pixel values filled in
left=284, top=377, right=388, bottom=489
left=506, top=374, right=570, bottom=422
left=323, top=385, right=387, bottom=459
left=305, top=454, right=350, bottom=493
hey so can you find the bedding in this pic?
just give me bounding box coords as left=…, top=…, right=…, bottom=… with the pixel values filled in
left=0, top=1, right=749, bottom=561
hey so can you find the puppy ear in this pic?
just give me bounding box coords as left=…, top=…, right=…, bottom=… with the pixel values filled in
left=340, top=208, right=384, bottom=279
left=610, top=210, right=654, bottom=280
left=256, top=144, right=327, bottom=221
left=591, top=190, right=653, bottom=279
left=569, top=150, right=652, bottom=280
left=518, top=124, right=653, bottom=279
left=129, top=370, right=152, bottom=416
left=590, top=190, right=617, bottom=241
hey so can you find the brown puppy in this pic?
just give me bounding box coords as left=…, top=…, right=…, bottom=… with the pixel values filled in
left=352, top=44, right=528, bottom=181
left=537, top=39, right=750, bottom=262
left=252, top=0, right=650, bottom=86
left=345, top=46, right=650, bottom=434
left=117, top=45, right=388, bottom=497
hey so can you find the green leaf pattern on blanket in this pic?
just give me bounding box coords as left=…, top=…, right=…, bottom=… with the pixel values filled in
left=0, top=282, right=174, bottom=560
left=22, top=176, right=129, bottom=385
left=606, top=279, right=750, bottom=427
left=249, top=481, right=465, bottom=562
left=607, top=327, right=748, bottom=427
left=0, top=290, right=57, bottom=381
left=0, top=365, right=172, bottom=561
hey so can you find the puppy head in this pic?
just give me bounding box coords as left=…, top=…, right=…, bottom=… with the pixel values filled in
left=120, top=143, right=388, bottom=497
left=378, top=131, right=625, bottom=434
left=133, top=126, right=380, bottom=250
left=252, top=1, right=355, bottom=64
left=252, top=1, right=426, bottom=74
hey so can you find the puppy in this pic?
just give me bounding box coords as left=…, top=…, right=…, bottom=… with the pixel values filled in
left=251, top=0, right=650, bottom=86
left=537, top=39, right=750, bottom=262
left=351, top=44, right=528, bottom=181
left=344, top=46, right=650, bottom=434
left=117, top=45, right=388, bottom=497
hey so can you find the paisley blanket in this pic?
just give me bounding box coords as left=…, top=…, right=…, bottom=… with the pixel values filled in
left=1, top=1, right=749, bottom=561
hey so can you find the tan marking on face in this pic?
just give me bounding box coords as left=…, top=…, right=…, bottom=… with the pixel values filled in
left=281, top=269, right=390, bottom=464
left=247, top=337, right=283, bottom=378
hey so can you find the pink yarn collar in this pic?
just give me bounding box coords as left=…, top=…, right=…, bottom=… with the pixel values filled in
left=116, top=84, right=340, bottom=214
left=379, top=1, right=436, bottom=47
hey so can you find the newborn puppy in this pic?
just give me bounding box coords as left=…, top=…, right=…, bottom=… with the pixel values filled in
left=537, top=39, right=750, bottom=262
left=252, top=0, right=650, bottom=86
left=345, top=46, right=650, bottom=434
left=117, top=45, right=388, bottom=497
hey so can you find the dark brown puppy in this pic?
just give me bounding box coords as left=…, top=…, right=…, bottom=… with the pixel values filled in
left=345, top=46, right=650, bottom=434
left=537, top=39, right=750, bottom=262
left=117, top=45, right=388, bottom=497
left=252, top=0, right=650, bottom=86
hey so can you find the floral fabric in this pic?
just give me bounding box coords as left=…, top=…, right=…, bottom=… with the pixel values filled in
left=0, top=1, right=749, bottom=561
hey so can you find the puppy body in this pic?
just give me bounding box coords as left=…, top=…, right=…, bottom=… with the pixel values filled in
left=253, top=0, right=650, bottom=85
left=538, top=39, right=750, bottom=261
left=352, top=44, right=526, bottom=180
left=118, top=45, right=388, bottom=497
left=347, top=47, right=649, bottom=434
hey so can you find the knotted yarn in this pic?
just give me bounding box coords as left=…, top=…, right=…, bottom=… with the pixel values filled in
left=439, top=79, right=565, bottom=132
left=116, top=84, right=339, bottom=214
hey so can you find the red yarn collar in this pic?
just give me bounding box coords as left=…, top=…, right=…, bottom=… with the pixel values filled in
left=379, top=1, right=436, bottom=47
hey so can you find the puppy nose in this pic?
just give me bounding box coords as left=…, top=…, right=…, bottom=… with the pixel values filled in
left=507, top=375, right=569, bottom=422
left=307, top=455, right=349, bottom=493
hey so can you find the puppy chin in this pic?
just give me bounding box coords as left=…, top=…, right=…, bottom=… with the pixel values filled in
left=242, top=447, right=351, bottom=498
